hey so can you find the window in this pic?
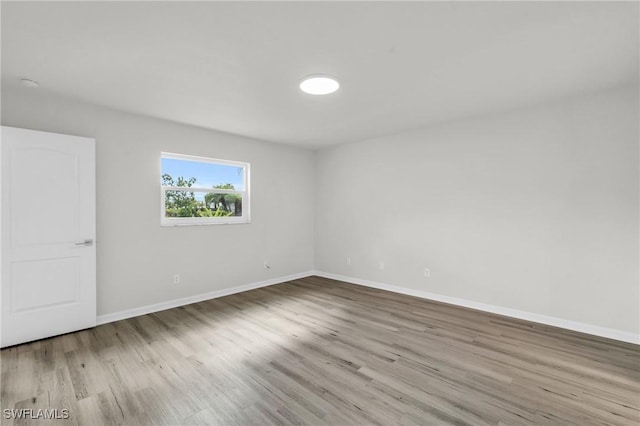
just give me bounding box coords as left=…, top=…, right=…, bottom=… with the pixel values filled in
left=160, top=152, right=250, bottom=226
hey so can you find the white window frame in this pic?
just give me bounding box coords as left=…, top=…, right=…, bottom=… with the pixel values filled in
left=160, top=152, right=250, bottom=226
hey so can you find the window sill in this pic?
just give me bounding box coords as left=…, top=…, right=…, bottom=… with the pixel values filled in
left=161, top=218, right=250, bottom=227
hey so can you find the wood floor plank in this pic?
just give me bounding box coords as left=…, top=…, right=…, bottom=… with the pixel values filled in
left=2, top=276, right=638, bottom=425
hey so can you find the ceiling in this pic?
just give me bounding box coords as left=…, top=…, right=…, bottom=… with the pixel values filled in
left=2, top=2, right=638, bottom=149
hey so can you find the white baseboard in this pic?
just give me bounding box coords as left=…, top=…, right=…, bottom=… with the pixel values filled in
left=96, top=271, right=314, bottom=325
left=312, top=270, right=640, bottom=345
left=96, top=269, right=639, bottom=345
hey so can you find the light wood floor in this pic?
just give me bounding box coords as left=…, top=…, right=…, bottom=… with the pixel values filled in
left=2, top=276, right=639, bottom=425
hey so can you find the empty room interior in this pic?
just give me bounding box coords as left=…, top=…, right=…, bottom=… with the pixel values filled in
left=1, top=1, right=639, bottom=425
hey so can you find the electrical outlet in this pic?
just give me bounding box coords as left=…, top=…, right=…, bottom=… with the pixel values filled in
left=264, top=261, right=271, bottom=270
left=379, top=261, right=385, bottom=270
left=346, top=257, right=352, bottom=265
left=424, top=268, right=431, bottom=278
left=173, top=274, right=181, bottom=284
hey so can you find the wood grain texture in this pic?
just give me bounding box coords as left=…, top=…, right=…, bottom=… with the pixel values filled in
left=2, top=276, right=639, bottom=425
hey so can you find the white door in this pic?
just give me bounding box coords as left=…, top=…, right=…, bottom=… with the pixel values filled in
left=1, top=126, right=96, bottom=347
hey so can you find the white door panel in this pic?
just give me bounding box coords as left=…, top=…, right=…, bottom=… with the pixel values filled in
left=11, top=257, right=79, bottom=312
left=1, top=126, right=96, bottom=347
left=11, top=147, right=79, bottom=247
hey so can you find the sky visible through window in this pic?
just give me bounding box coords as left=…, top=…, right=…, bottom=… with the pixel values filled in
left=161, top=158, right=244, bottom=201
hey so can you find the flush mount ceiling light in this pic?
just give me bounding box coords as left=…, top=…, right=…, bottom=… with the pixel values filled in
left=20, top=78, right=39, bottom=88
left=299, top=75, right=339, bottom=95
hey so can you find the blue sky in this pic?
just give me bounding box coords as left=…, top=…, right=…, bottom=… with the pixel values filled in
left=161, top=158, right=244, bottom=190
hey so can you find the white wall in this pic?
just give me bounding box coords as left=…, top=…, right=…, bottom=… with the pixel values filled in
left=315, top=86, right=639, bottom=336
left=3, top=84, right=637, bottom=340
left=1, top=87, right=315, bottom=316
